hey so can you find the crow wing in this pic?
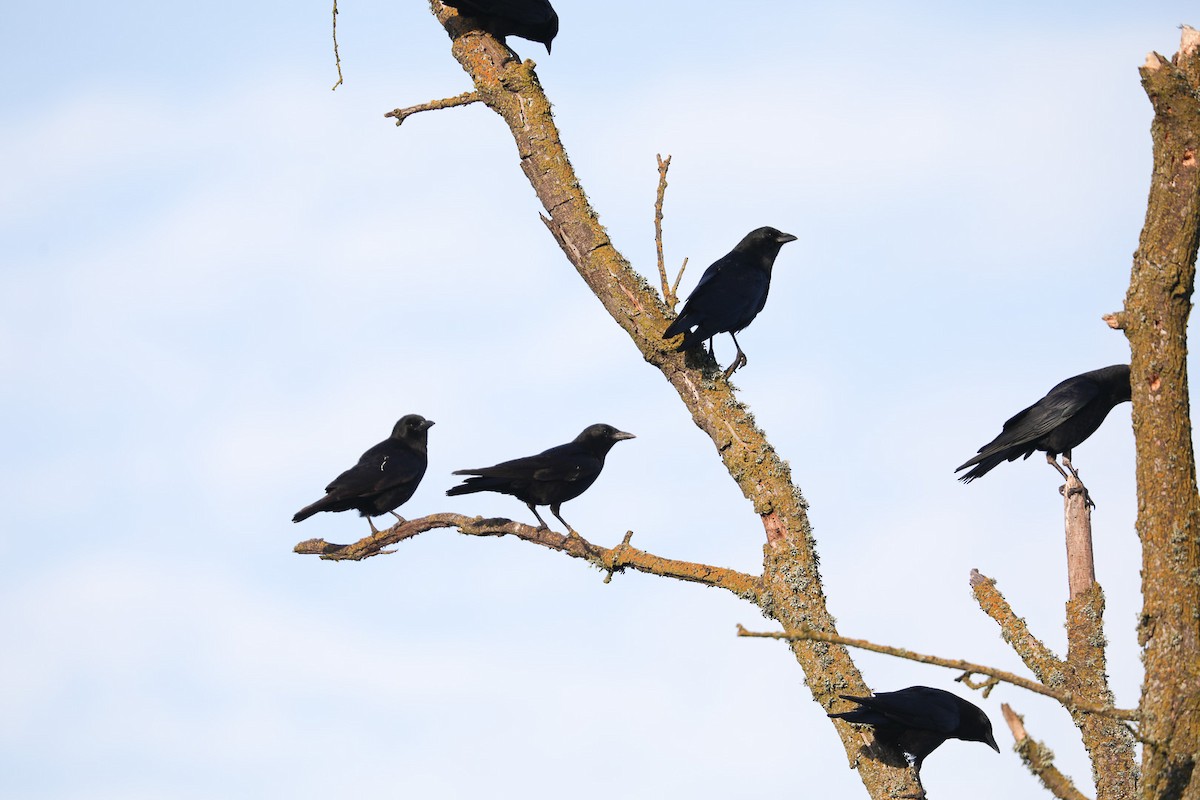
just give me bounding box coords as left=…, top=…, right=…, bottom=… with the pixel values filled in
left=325, top=440, right=425, bottom=496
left=839, top=687, right=960, bottom=735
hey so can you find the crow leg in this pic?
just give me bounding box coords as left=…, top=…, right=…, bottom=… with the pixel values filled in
left=1059, top=451, right=1096, bottom=508
left=390, top=512, right=407, bottom=524
left=1061, top=450, right=1081, bottom=480
left=527, top=503, right=551, bottom=530
left=550, top=504, right=579, bottom=538
left=723, top=332, right=748, bottom=379
left=367, top=517, right=380, bottom=534
left=1045, top=452, right=1071, bottom=481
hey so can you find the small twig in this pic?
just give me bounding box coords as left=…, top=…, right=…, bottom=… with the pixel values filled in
left=295, top=512, right=762, bottom=602
left=331, top=0, right=344, bottom=91
left=1002, top=704, right=1093, bottom=800
left=651, top=154, right=690, bottom=310
left=671, top=257, right=688, bottom=304
left=385, top=91, right=482, bottom=126
left=736, top=625, right=1138, bottom=720
left=957, top=673, right=1001, bottom=698
left=604, top=530, right=636, bottom=584
left=654, top=154, right=676, bottom=308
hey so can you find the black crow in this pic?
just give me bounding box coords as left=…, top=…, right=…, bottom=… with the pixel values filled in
left=829, top=686, right=999, bottom=774
left=956, top=364, right=1131, bottom=483
left=446, top=423, right=634, bottom=533
left=293, top=414, right=434, bottom=533
left=441, top=0, right=558, bottom=55
left=662, top=226, right=797, bottom=378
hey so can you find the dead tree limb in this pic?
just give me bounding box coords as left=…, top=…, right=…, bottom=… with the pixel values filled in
left=330, top=0, right=344, bottom=90
left=737, top=625, right=1136, bottom=720
left=385, top=91, right=481, bottom=126
left=1003, top=704, right=1094, bottom=800
left=971, top=569, right=1065, bottom=678
left=653, top=154, right=687, bottom=309
left=294, top=513, right=762, bottom=601
left=1059, top=476, right=1139, bottom=800
left=974, top=500, right=1139, bottom=800
left=1063, top=474, right=1096, bottom=600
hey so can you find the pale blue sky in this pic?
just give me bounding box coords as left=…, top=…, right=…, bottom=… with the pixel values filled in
left=3, top=2, right=1195, bottom=798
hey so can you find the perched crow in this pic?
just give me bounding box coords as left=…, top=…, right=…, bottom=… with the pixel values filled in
left=829, top=686, right=999, bottom=775
left=956, top=364, right=1131, bottom=483
left=293, top=414, right=434, bottom=533
left=441, top=0, right=559, bottom=55
left=662, top=226, right=797, bottom=378
left=446, top=423, right=634, bottom=533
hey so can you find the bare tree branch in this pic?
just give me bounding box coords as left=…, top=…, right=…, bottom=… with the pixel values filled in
left=295, top=513, right=763, bottom=601
left=654, top=154, right=672, bottom=304
left=970, top=569, right=1066, bottom=680
left=1062, top=474, right=1095, bottom=599
left=1058, top=478, right=1139, bottom=799
left=330, top=0, right=344, bottom=91
left=736, top=625, right=1137, bottom=720
left=1003, top=703, right=1094, bottom=800
left=653, top=154, right=687, bottom=310
left=385, top=91, right=481, bottom=126
left=972, top=478, right=1137, bottom=797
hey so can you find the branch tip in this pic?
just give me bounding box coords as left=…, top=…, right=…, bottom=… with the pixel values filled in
left=654, top=154, right=676, bottom=307
left=1001, top=703, right=1028, bottom=742
left=1181, top=24, right=1200, bottom=56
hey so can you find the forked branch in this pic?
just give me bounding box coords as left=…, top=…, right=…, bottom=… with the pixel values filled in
left=653, top=154, right=687, bottom=309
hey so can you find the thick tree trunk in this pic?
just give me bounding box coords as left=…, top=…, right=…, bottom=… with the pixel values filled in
left=1122, top=27, right=1200, bottom=800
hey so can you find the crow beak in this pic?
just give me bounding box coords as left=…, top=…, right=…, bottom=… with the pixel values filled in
left=776, top=232, right=798, bottom=244
left=612, top=431, right=636, bottom=441
left=544, top=41, right=552, bottom=54
left=985, top=733, right=1000, bottom=753
left=424, top=420, right=436, bottom=429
